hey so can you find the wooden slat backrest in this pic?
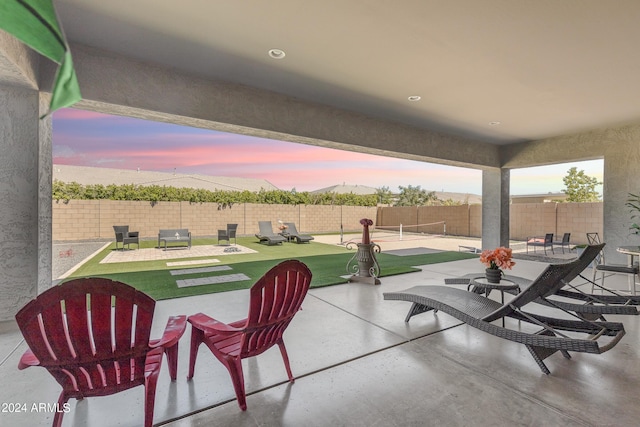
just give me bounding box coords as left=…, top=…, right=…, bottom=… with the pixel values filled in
left=16, top=278, right=156, bottom=390
left=242, top=260, right=311, bottom=357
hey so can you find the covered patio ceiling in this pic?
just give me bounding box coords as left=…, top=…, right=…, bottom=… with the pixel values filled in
left=38, top=0, right=640, bottom=147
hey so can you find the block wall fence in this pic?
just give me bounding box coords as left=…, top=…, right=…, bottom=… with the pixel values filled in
left=376, top=202, right=603, bottom=245
left=52, top=200, right=378, bottom=241
left=52, top=200, right=603, bottom=245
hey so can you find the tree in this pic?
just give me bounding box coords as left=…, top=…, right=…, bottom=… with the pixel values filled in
left=562, top=167, right=602, bottom=202
left=439, top=198, right=463, bottom=206
left=375, top=186, right=394, bottom=205
left=394, top=185, right=437, bottom=206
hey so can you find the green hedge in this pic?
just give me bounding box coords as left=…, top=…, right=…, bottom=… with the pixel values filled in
left=52, top=180, right=378, bottom=207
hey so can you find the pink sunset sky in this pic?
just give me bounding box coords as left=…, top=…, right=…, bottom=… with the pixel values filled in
left=52, top=108, right=603, bottom=195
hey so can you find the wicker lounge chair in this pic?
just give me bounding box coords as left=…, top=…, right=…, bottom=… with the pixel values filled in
left=113, top=225, right=139, bottom=250
left=445, top=244, right=640, bottom=320
left=384, top=258, right=626, bottom=374
left=554, top=232, right=571, bottom=253
left=283, top=222, right=314, bottom=243
left=255, top=221, right=286, bottom=245
left=218, top=223, right=238, bottom=245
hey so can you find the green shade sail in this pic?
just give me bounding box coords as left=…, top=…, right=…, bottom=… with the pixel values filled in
left=0, top=0, right=81, bottom=117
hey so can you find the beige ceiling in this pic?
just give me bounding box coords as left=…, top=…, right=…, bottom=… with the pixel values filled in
left=47, top=0, right=640, bottom=145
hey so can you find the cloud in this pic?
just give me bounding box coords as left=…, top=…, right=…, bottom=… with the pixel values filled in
left=53, top=107, right=608, bottom=195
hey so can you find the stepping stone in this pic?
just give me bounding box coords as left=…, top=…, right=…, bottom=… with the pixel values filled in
left=170, top=265, right=232, bottom=276
left=177, top=273, right=251, bottom=288
left=167, top=258, right=220, bottom=266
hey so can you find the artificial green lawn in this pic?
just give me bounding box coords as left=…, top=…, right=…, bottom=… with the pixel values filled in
left=67, top=237, right=478, bottom=300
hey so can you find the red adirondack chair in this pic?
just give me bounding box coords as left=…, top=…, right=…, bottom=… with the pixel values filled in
left=15, top=278, right=187, bottom=427
left=187, top=259, right=312, bottom=410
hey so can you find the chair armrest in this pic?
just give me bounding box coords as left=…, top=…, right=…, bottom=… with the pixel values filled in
left=149, top=315, right=187, bottom=349
left=128, top=231, right=139, bottom=238
left=188, top=312, right=244, bottom=335
left=18, top=348, right=40, bottom=370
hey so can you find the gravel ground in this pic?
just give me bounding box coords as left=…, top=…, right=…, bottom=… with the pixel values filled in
left=52, top=240, right=110, bottom=280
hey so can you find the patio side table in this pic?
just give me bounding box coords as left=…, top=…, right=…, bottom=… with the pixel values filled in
left=469, top=277, right=521, bottom=326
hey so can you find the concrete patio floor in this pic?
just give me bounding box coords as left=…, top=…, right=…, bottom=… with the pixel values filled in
left=1, top=238, right=638, bottom=426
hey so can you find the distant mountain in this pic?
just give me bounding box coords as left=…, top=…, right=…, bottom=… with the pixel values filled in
left=435, top=191, right=482, bottom=204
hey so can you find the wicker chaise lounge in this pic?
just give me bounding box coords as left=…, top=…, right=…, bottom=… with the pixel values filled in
left=283, top=222, right=314, bottom=243
left=445, top=244, right=639, bottom=320
left=255, top=221, right=286, bottom=245
left=384, top=259, right=626, bottom=374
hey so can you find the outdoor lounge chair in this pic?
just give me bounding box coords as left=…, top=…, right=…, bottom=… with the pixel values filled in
left=15, top=278, right=187, bottom=427
left=218, top=223, right=238, bottom=245
left=255, top=221, right=287, bottom=245
left=445, top=244, right=640, bottom=320
left=384, top=258, right=626, bottom=374
left=519, top=243, right=640, bottom=309
left=284, top=222, right=314, bottom=243
left=526, top=233, right=554, bottom=255
left=554, top=232, right=571, bottom=253
left=113, top=225, right=139, bottom=250
left=187, top=260, right=312, bottom=410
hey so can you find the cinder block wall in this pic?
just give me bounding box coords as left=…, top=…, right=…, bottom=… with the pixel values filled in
left=508, top=203, right=557, bottom=241
left=52, top=200, right=377, bottom=241
left=558, top=202, right=604, bottom=243
left=419, top=205, right=469, bottom=236
left=469, top=204, right=482, bottom=237
left=376, top=203, right=604, bottom=244
left=53, top=200, right=604, bottom=244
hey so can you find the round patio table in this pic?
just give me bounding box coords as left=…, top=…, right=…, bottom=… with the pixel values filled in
left=470, top=277, right=521, bottom=326
left=616, top=246, right=640, bottom=294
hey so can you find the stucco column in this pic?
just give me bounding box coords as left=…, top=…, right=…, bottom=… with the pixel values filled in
left=38, top=93, right=53, bottom=294
left=481, top=168, right=510, bottom=250
left=0, top=85, right=42, bottom=321
left=602, top=137, right=640, bottom=262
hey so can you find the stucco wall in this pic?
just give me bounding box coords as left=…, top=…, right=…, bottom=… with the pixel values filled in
left=0, top=85, right=40, bottom=321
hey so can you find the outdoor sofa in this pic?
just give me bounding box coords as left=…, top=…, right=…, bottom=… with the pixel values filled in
left=158, top=228, right=191, bottom=250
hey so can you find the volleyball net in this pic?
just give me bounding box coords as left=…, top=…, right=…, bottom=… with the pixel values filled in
left=370, top=221, right=447, bottom=241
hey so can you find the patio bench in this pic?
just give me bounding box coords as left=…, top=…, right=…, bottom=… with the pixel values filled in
left=158, top=228, right=191, bottom=250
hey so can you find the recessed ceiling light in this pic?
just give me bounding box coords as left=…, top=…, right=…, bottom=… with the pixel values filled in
left=408, top=95, right=421, bottom=101
left=489, top=121, right=501, bottom=125
left=268, top=49, right=286, bottom=59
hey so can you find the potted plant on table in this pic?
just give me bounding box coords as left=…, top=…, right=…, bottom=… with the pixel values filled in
left=480, top=247, right=515, bottom=283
